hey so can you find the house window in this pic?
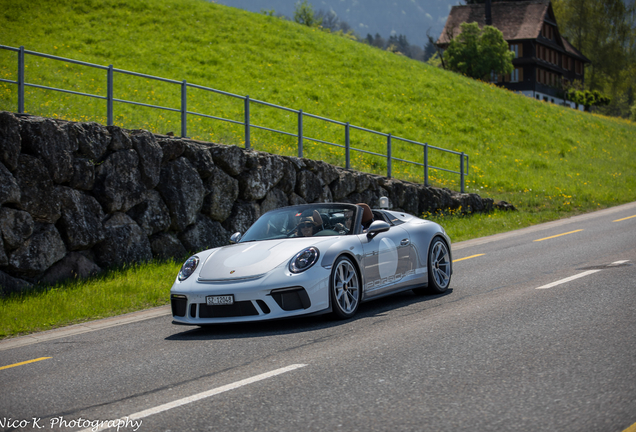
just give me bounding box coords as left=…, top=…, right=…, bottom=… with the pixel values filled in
left=511, top=68, right=519, bottom=83
left=510, top=44, right=519, bottom=58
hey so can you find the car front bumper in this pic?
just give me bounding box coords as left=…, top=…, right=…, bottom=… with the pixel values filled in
left=170, top=263, right=331, bottom=324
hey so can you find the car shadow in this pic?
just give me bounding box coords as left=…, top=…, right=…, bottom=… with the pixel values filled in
left=165, top=288, right=453, bottom=341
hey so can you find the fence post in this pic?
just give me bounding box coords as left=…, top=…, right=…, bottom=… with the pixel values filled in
left=180, top=80, right=187, bottom=138
left=18, top=46, right=25, bottom=114
left=387, top=134, right=392, bottom=179
left=107, top=65, right=114, bottom=126
left=244, top=95, right=250, bottom=150
left=345, top=122, right=350, bottom=169
left=424, top=143, right=429, bottom=187
left=298, top=109, right=303, bottom=158
left=460, top=152, right=465, bottom=193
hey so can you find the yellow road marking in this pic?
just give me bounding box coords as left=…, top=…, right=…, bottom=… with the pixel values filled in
left=534, top=229, right=583, bottom=242
left=614, top=215, right=636, bottom=222
left=453, top=254, right=485, bottom=263
left=0, top=357, right=51, bottom=371
left=623, top=422, right=636, bottom=432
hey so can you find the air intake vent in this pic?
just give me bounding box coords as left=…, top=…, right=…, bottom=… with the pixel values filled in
left=270, top=287, right=311, bottom=311
left=256, top=300, right=271, bottom=314
left=171, top=295, right=187, bottom=317
left=199, top=301, right=259, bottom=318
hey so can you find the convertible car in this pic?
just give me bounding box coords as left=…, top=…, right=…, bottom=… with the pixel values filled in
left=170, top=201, right=452, bottom=324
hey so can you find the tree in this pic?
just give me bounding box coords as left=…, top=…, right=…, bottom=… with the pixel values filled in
left=423, top=40, right=437, bottom=62
left=316, top=9, right=339, bottom=31
left=426, top=52, right=444, bottom=68
left=443, top=22, right=514, bottom=80
left=338, top=20, right=352, bottom=34
left=565, top=88, right=611, bottom=111
left=552, top=0, right=636, bottom=117
left=294, top=0, right=322, bottom=27
left=372, top=33, right=386, bottom=49
left=387, top=34, right=412, bottom=57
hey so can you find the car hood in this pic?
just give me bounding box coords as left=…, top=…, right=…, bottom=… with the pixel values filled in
left=198, top=237, right=334, bottom=282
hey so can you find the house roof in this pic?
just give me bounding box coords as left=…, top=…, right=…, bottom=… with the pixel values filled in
left=437, top=1, right=549, bottom=44
left=437, top=0, right=589, bottom=62
left=561, top=37, right=590, bottom=62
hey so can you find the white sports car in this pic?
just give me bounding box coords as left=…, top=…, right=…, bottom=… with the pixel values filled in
left=170, top=202, right=452, bottom=324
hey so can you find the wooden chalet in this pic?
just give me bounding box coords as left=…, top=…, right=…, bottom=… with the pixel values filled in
left=436, top=0, right=590, bottom=109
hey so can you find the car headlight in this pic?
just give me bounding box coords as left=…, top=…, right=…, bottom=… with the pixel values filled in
left=289, top=247, right=320, bottom=273
left=178, top=256, right=199, bottom=281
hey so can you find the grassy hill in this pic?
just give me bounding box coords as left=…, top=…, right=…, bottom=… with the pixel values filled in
left=1, top=0, right=635, bottom=218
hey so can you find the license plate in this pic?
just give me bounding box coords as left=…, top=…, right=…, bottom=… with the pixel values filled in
left=207, top=295, right=234, bottom=306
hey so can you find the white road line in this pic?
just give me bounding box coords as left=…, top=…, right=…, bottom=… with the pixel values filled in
left=608, top=260, right=630, bottom=266
left=79, top=364, right=307, bottom=432
left=536, top=260, right=629, bottom=290
left=536, top=270, right=602, bottom=290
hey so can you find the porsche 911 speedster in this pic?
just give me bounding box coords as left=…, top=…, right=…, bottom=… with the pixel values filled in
left=170, top=202, right=452, bottom=324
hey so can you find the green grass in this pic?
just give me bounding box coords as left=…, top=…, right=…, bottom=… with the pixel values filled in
left=0, top=260, right=180, bottom=338
left=0, top=0, right=635, bottom=338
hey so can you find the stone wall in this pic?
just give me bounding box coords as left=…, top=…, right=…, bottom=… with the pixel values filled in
left=0, top=111, right=506, bottom=295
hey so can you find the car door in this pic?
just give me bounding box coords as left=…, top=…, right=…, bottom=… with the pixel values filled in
left=360, top=224, right=413, bottom=298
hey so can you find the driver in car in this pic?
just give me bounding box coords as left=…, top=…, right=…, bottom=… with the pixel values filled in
left=334, top=209, right=354, bottom=234
left=293, top=210, right=323, bottom=237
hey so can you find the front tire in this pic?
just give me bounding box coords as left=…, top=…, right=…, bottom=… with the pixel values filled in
left=413, top=237, right=451, bottom=295
left=330, top=255, right=361, bottom=319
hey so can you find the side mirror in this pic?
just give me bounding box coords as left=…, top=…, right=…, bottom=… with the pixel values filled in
left=230, top=232, right=242, bottom=244
left=366, top=221, right=390, bottom=239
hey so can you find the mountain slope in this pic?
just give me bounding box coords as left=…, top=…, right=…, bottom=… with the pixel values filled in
left=213, top=0, right=455, bottom=46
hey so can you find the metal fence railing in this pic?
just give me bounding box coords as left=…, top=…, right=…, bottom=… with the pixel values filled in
left=0, top=45, right=469, bottom=192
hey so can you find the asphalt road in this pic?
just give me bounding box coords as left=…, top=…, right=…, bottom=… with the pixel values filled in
left=1, top=202, right=635, bottom=432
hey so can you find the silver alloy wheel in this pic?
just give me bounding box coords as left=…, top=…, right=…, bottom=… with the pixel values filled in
left=332, top=257, right=360, bottom=316
left=430, top=239, right=451, bottom=290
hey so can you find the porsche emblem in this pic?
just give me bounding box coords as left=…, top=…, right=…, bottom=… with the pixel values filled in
left=230, top=270, right=236, bottom=274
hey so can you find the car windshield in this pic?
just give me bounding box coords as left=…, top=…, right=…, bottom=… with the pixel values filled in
left=240, top=204, right=358, bottom=242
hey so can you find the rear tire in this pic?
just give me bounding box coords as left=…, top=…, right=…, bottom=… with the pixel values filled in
left=330, top=255, right=361, bottom=319
left=413, top=237, right=451, bottom=295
